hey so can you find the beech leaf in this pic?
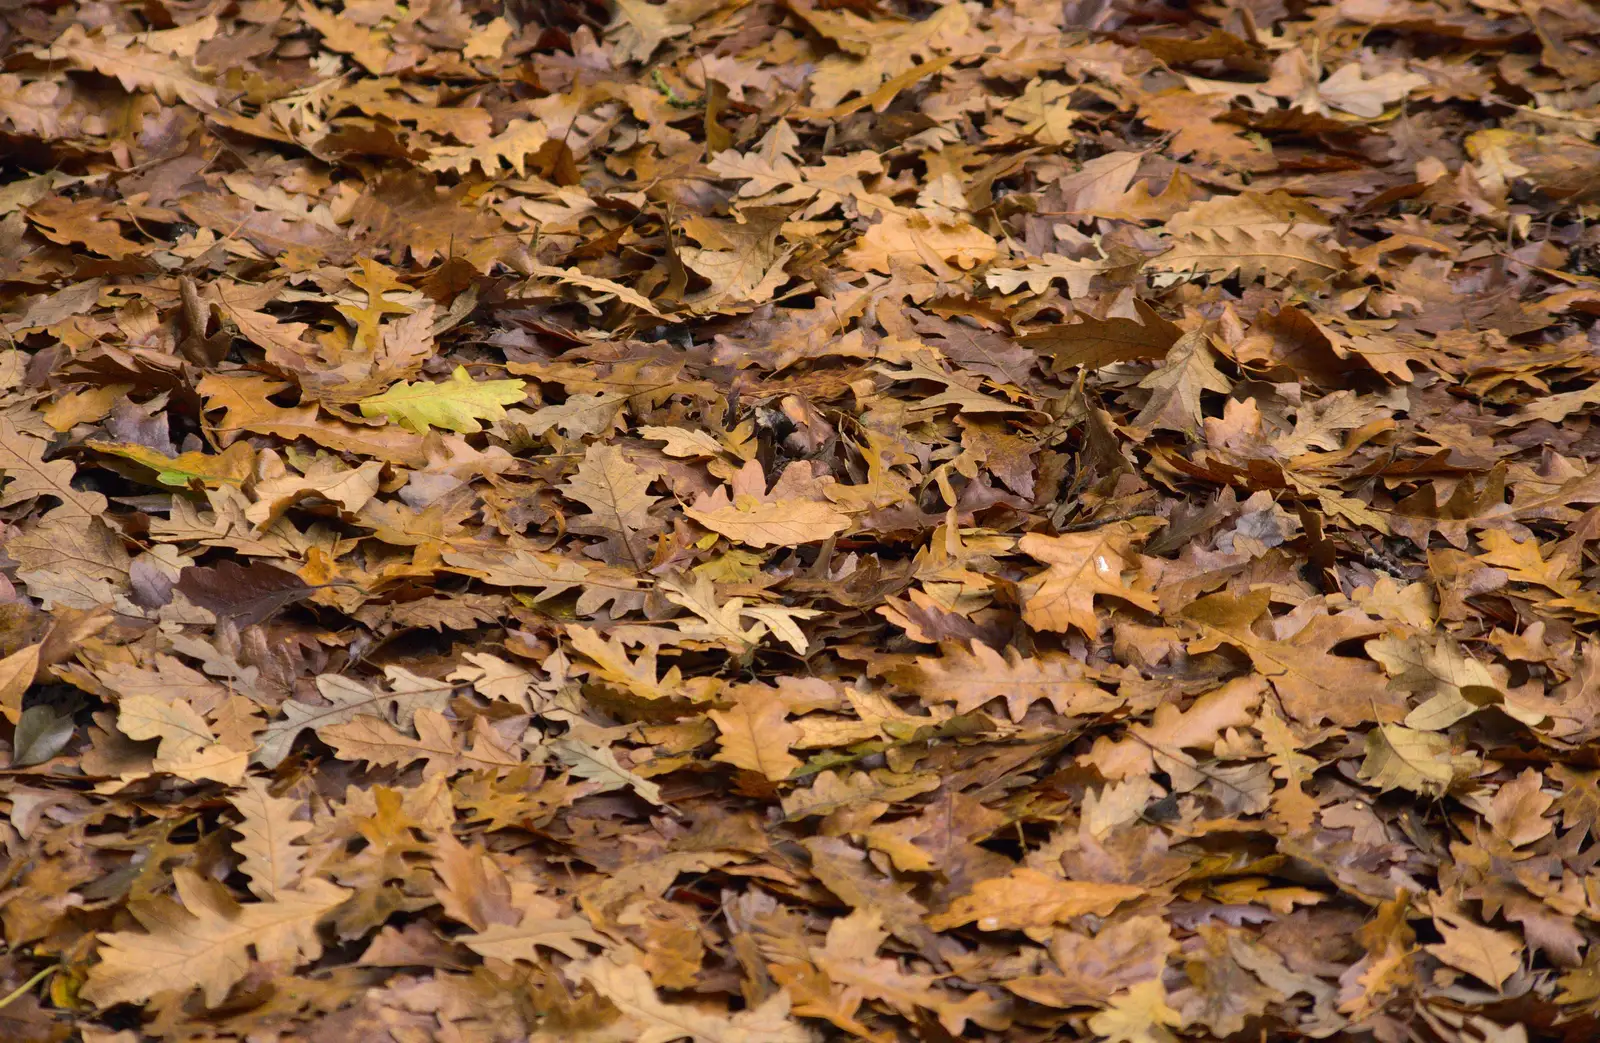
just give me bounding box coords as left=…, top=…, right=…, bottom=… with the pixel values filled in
left=176, top=559, right=314, bottom=627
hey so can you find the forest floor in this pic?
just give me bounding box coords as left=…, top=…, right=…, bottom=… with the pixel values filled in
left=3, top=0, right=1600, bottom=1040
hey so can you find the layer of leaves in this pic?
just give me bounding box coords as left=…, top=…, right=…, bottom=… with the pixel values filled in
left=4, top=0, right=1600, bottom=1041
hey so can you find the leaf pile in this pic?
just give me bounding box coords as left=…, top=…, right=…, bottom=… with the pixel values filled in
left=3, top=0, right=1600, bottom=1040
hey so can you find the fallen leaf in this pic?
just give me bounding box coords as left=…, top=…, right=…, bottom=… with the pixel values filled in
left=176, top=560, right=314, bottom=627
left=359, top=366, right=528, bottom=434
left=710, top=686, right=803, bottom=780
left=1018, top=524, right=1158, bottom=636
left=81, top=869, right=350, bottom=1007
left=927, top=868, right=1141, bottom=935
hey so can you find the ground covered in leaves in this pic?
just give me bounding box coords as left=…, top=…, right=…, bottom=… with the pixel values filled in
left=4, top=0, right=1600, bottom=1040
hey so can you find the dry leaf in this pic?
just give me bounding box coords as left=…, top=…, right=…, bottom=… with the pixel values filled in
left=81, top=869, right=349, bottom=1007
left=927, top=868, right=1141, bottom=935
left=8, top=3, right=1597, bottom=1039
left=710, top=686, right=803, bottom=780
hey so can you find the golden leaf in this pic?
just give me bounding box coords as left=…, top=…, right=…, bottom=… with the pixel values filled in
left=81, top=869, right=349, bottom=1007
left=709, top=686, right=803, bottom=781
left=927, top=868, right=1141, bottom=935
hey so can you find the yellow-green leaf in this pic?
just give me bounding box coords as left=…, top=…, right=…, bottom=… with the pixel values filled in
left=89, top=440, right=254, bottom=487
left=358, top=366, right=527, bottom=434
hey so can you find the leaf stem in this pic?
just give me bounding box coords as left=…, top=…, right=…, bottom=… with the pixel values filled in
left=0, top=965, right=57, bottom=1011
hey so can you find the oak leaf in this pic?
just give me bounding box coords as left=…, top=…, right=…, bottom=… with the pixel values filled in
left=1151, top=227, right=1342, bottom=287
left=802, top=836, right=943, bottom=960
left=1315, top=63, right=1426, bottom=118
left=710, top=686, right=803, bottom=780
left=34, top=25, right=218, bottom=110
left=680, top=207, right=798, bottom=309
left=229, top=777, right=310, bottom=900
left=549, top=736, right=665, bottom=806
left=0, top=418, right=108, bottom=519
left=1254, top=700, right=1320, bottom=835
left=117, top=695, right=247, bottom=785
left=1007, top=917, right=1177, bottom=1009
left=568, top=625, right=692, bottom=702
left=1359, top=724, right=1470, bottom=797
left=321, top=708, right=522, bottom=776
left=1130, top=331, right=1231, bottom=435
left=441, top=546, right=593, bottom=604
left=462, top=906, right=608, bottom=963
left=1551, top=765, right=1600, bottom=842
left=297, top=0, right=392, bottom=73
left=25, top=198, right=144, bottom=260
left=607, top=0, right=692, bottom=63
left=0, top=643, right=40, bottom=724
left=525, top=263, right=661, bottom=316
left=90, top=440, right=254, bottom=489
left=1182, top=590, right=1398, bottom=727
left=580, top=955, right=815, bottom=1043
left=782, top=770, right=941, bottom=821
left=423, top=120, right=549, bottom=178
left=1056, top=152, right=1145, bottom=220
left=1089, top=675, right=1265, bottom=789
left=985, top=247, right=1131, bottom=297
left=1018, top=524, right=1158, bottom=636
left=254, top=668, right=454, bottom=768
left=358, top=366, right=527, bottom=434
left=448, top=652, right=536, bottom=710
left=811, top=909, right=1013, bottom=1035
left=804, top=2, right=968, bottom=111
left=199, top=373, right=427, bottom=466
left=81, top=868, right=349, bottom=1007
left=1019, top=301, right=1181, bottom=374
left=850, top=211, right=999, bottom=275
left=1365, top=634, right=1506, bottom=730
left=562, top=443, right=662, bottom=568
left=663, top=573, right=820, bottom=654
left=524, top=392, right=629, bottom=439
left=685, top=487, right=849, bottom=548
left=904, top=641, right=1121, bottom=721
left=245, top=455, right=383, bottom=530
left=1088, top=979, right=1185, bottom=1043
left=1425, top=908, right=1521, bottom=990
left=927, top=867, right=1140, bottom=936
left=1485, top=768, right=1554, bottom=848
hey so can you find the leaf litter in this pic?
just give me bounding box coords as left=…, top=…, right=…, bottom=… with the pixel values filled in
left=2, top=0, right=1600, bottom=1041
